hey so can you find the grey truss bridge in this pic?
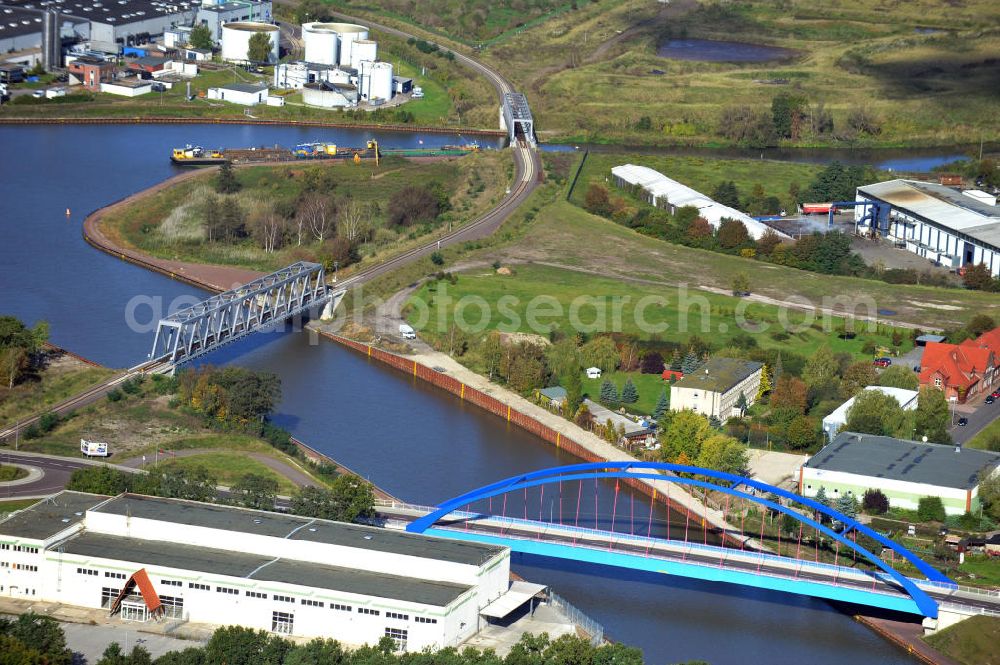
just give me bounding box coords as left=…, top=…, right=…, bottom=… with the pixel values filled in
left=149, top=262, right=342, bottom=368
left=502, top=92, right=536, bottom=146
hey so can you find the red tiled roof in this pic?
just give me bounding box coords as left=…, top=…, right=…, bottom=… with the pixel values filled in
left=919, top=341, right=992, bottom=390
left=960, top=327, right=1000, bottom=365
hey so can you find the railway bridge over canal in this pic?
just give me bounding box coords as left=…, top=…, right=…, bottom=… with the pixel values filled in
left=375, top=462, right=1000, bottom=624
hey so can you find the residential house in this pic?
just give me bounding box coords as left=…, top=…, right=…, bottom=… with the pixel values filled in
left=669, top=358, right=763, bottom=419
left=918, top=341, right=996, bottom=403
left=536, top=386, right=566, bottom=410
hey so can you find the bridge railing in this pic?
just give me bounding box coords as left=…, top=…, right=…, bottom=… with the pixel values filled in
left=548, top=590, right=604, bottom=646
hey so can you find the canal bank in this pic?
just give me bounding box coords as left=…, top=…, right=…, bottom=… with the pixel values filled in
left=1, top=123, right=933, bottom=664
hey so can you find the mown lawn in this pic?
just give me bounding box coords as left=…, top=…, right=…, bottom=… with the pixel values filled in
left=965, top=417, right=1000, bottom=451
left=582, top=371, right=668, bottom=416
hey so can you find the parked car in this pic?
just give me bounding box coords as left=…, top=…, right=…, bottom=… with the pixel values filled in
left=986, top=395, right=995, bottom=405
left=958, top=417, right=969, bottom=426
left=31, top=89, right=45, bottom=98
left=873, top=358, right=892, bottom=368
left=991, top=390, right=1000, bottom=399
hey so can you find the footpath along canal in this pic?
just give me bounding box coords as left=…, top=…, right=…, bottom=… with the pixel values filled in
left=0, top=124, right=930, bottom=664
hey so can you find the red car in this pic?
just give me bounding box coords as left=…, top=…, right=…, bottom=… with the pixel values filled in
left=873, top=358, right=892, bottom=368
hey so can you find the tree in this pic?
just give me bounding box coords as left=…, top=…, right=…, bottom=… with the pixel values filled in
left=247, top=31, right=273, bottom=64
left=696, top=434, right=749, bottom=476
left=189, top=23, right=213, bottom=50
left=669, top=348, right=682, bottom=371
left=290, top=476, right=374, bottom=522
left=735, top=391, right=748, bottom=416
left=299, top=193, right=334, bottom=244
left=478, top=332, right=503, bottom=381
left=756, top=364, right=772, bottom=401
left=231, top=473, right=278, bottom=510
left=966, top=313, right=996, bottom=338
left=599, top=379, right=619, bottom=405
left=785, top=415, right=817, bottom=450
left=0, top=612, right=72, bottom=664
left=839, top=361, right=878, bottom=399
left=815, top=486, right=830, bottom=508
left=583, top=183, right=613, bottom=217
left=862, top=488, right=889, bottom=515
left=640, top=351, right=664, bottom=374
left=917, top=496, right=946, bottom=523
left=562, top=369, right=583, bottom=415
left=95, top=643, right=153, bottom=665
left=878, top=365, right=919, bottom=390
left=335, top=197, right=373, bottom=246
left=659, top=410, right=710, bottom=462
left=681, top=351, right=701, bottom=374
left=652, top=390, right=669, bottom=421
left=717, top=218, right=751, bottom=250
left=686, top=216, right=713, bottom=240
left=832, top=493, right=858, bottom=531
left=771, top=92, right=808, bottom=140
left=712, top=181, right=741, bottom=208
left=388, top=184, right=445, bottom=227
left=620, top=377, right=638, bottom=404
left=580, top=336, right=619, bottom=373
left=148, top=466, right=217, bottom=502
left=847, top=106, right=882, bottom=136
left=756, top=227, right=783, bottom=257
left=731, top=272, right=750, bottom=296
left=844, top=389, right=907, bottom=437
left=770, top=376, right=807, bottom=414
left=914, top=386, right=951, bottom=444
left=215, top=160, right=240, bottom=194
left=963, top=263, right=994, bottom=291
left=204, top=626, right=290, bottom=665
left=249, top=208, right=284, bottom=253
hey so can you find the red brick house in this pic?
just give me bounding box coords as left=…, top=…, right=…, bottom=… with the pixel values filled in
left=67, top=57, right=115, bottom=92
left=918, top=341, right=996, bottom=403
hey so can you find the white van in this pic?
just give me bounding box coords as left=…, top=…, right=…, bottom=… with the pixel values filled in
left=399, top=323, right=417, bottom=340
left=80, top=439, right=109, bottom=457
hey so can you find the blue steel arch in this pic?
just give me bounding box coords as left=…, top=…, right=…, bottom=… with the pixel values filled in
left=406, top=462, right=952, bottom=618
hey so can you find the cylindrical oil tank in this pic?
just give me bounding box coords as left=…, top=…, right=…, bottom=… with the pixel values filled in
left=332, top=23, right=368, bottom=67
left=221, top=22, right=280, bottom=63
left=302, top=22, right=339, bottom=65
left=349, top=39, right=377, bottom=70
left=359, top=61, right=393, bottom=102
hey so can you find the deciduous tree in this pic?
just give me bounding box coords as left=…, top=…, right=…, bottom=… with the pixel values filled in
left=914, top=386, right=951, bottom=444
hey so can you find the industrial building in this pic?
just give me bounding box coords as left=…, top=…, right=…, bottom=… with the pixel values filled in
left=821, top=387, right=919, bottom=441
left=669, top=358, right=764, bottom=420
left=0, top=5, right=88, bottom=67
left=0, top=492, right=536, bottom=652
left=800, top=432, right=1000, bottom=515
left=195, top=0, right=272, bottom=41
left=855, top=179, right=1000, bottom=276
left=611, top=164, right=786, bottom=240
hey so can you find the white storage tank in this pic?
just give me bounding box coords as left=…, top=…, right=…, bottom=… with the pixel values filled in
left=332, top=23, right=368, bottom=67
left=350, top=39, right=377, bottom=70
left=221, top=22, right=279, bottom=64
left=302, top=22, right=340, bottom=66
left=360, top=61, right=393, bottom=102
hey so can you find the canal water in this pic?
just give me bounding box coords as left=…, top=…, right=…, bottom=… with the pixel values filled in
left=0, top=124, right=922, bottom=664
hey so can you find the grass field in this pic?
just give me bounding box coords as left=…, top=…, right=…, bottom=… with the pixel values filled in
left=0, top=353, right=115, bottom=427
left=156, top=452, right=300, bottom=495
left=478, top=0, right=1000, bottom=146
left=407, top=263, right=915, bottom=361
left=966, top=418, right=1000, bottom=451
left=491, top=197, right=998, bottom=331
left=99, top=151, right=508, bottom=275
left=924, top=615, right=1000, bottom=665
left=582, top=371, right=668, bottom=416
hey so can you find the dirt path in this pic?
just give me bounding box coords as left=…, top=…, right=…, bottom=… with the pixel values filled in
left=117, top=448, right=321, bottom=488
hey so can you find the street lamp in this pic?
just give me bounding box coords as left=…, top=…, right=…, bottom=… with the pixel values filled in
left=333, top=260, right=339, bottom=282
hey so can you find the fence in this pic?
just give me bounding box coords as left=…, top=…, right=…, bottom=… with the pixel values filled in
left=548, top=590, right=605, bottom=646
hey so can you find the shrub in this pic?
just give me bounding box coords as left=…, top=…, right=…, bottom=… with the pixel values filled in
left=38, top=411, right=60, bottom=433
left=861, top=488, right=889, bottom=515
left=430, top=252, right=445, bottom=266
left=106, top=389, right=123, bottom=402
left=120, top=376, right=143, bottom=395
left=917, top=496, right=946, bottom=523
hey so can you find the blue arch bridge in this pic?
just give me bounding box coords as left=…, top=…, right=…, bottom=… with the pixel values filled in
left=377, top=462, right=1000, bottom=621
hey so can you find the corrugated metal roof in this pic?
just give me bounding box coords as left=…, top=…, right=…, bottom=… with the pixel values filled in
left=858, top=179, right=1000, bottom=249
left=611, top=164, right=787, bottom=240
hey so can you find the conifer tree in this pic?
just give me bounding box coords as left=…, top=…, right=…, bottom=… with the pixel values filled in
left=621, top=378, right=639, bottom=404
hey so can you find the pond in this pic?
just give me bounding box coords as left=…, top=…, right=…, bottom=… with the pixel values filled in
left=657, top=38, right=799, bottom=62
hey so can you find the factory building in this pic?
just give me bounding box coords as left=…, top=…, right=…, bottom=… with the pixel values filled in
left=0, top=492, right=528, bottom=652
left=611, top=164, right=787, bottom=240
left=0, top=5, right=89, bottom=67
left=194, top=0, right=271, bottom=41
left=856, top=179, right=1000, bottom=276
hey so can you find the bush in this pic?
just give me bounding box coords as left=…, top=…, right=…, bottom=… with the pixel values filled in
left=120, top=376, right=143, bottom=395
left=37, top=411, right=60, bottom=434
left=861, top=488, right=889, bottom=515
left=430, top=252, right=445, bottom=266
left=106, top=389, right=123, bottom=402
left=917, top=496, right=946, bottom=523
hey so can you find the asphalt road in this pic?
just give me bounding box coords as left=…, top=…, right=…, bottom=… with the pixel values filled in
left=0, top=450, right=100, bottom=499
left=950, top=397, right=999, bottom=445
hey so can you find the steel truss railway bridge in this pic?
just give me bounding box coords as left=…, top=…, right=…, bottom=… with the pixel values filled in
left=149, top=261, right=343, bottom=369
left=387, top=462, right=1000, bottom=622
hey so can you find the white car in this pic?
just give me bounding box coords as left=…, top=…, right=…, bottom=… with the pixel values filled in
left=31, top=89, right=45, bottom=98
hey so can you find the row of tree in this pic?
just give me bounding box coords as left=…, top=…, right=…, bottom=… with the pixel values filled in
left=716, top=94, right=882, bottom=147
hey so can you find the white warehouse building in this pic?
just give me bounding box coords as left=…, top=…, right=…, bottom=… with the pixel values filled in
left=856, top=179, right=1000, bottom=277
left=611, top=164, right=788, bottom=240
left=0, top=492, right=522, bottom=652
